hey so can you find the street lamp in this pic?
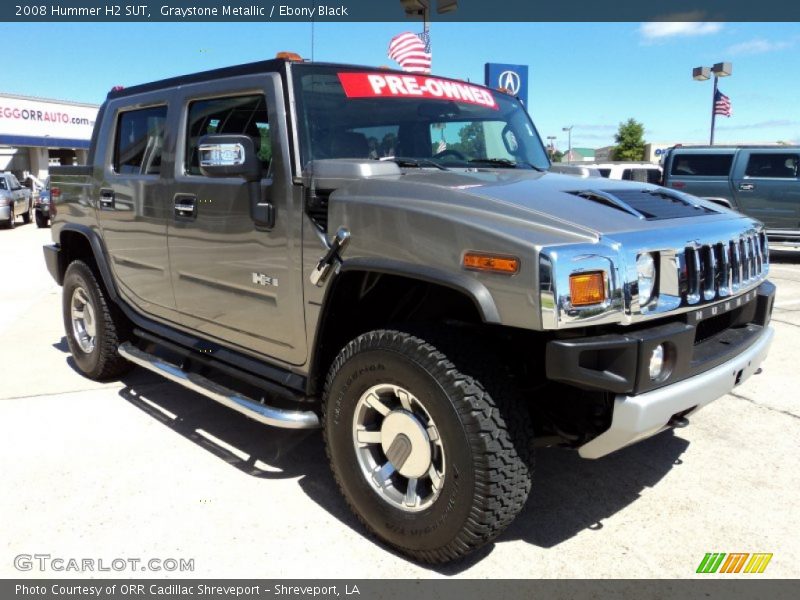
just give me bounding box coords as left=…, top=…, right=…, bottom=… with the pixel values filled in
left=401, top=0, right=458, bottom=32
left=562, top=126, right=573, bottom=162
left=692, top=61, right=732, bottom=145
left=546, top=135, right=557, bottom=158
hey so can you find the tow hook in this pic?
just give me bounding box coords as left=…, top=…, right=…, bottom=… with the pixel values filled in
left=668, top=415, right=690, bottom=428
left=310, top=227, right=350, bottom=287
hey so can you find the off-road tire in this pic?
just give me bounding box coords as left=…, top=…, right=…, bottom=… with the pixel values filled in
left=323, top=329, right=533, bottom=564
left=62, top=260, right=132, bottom=380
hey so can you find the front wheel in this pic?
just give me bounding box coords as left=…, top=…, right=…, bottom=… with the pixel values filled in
left=323, top=329, right=533, bottom=564
left=35, top=211, right=48, bottom=228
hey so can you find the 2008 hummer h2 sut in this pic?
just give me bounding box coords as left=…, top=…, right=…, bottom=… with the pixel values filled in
left=44, top=56, right=775, bottom=563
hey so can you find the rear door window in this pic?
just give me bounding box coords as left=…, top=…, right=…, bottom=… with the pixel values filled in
left=114, top=105, right=168, bottom=175
left=744, top=153, right=800, bottom=178
left=670, top=154, right=733, bottom=177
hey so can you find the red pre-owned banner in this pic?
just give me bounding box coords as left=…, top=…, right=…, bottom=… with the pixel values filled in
left=337, top=72, right=498, bottom=110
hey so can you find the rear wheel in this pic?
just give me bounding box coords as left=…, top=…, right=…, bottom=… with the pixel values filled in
left=22, top=204, right=32, bottom=224
left=35, top=211, right=48, bottom=228
left=62, top=260, right=132, bottom=380
left=323, top=329, right=533, bottom=564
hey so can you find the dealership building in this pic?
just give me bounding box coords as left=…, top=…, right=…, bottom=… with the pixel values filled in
left=0, top=93, right=99, bottom=183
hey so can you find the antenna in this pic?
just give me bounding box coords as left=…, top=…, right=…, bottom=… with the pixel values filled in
left=311, top=3, right=315, bottom=61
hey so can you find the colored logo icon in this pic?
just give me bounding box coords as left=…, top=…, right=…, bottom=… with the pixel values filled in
left=697, top=553, right=773, bottom=574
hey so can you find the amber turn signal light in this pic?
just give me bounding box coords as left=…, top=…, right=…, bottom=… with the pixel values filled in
left=569, top=272, right=606, bottom=306
left=463, top=252, right=520, bottom=275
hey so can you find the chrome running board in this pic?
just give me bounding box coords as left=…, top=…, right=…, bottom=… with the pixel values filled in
left=118, top=342, right=319, bottom=430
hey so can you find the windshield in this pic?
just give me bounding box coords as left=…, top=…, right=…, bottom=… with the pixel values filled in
left=292, top=65, right=550, bottom=170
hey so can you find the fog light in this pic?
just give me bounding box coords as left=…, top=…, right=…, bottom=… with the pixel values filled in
left=649, top=344, right=666, bottom=380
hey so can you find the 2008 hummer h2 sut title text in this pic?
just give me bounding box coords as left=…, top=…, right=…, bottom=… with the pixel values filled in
left=44, top=56, right=775, bottom=563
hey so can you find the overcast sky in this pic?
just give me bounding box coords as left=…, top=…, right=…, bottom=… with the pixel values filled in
left=4, top=21, right=799, bottom=148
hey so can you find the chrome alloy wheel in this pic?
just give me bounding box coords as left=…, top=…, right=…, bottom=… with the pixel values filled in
left=352, top=383, right=446, bottom=512
left=70, top=286, right=97, bottom=353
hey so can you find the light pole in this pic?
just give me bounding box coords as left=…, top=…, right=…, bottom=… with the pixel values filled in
left=400, top=0, right=458, bottom=34
left=546, top=135, right=557, bottom=159
left=562, top=126, right=573, bottom=162
left=693, top=62, right=732, bottom=145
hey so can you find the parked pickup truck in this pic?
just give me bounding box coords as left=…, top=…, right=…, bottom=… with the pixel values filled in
left=662, top=145, right=800, bottom=246
left=44, top=56, right=775, bottom=564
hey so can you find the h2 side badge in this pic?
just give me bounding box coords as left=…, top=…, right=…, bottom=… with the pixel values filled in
left=252, top=272, right=279, bottom=287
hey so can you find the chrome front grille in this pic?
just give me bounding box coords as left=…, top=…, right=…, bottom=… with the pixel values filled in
left=539, top=222, right=770, bottom=330
left=680, top=231, right=768, bottom=306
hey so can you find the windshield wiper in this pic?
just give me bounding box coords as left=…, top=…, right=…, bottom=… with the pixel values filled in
left=468, top=158, right=546, bottom=172
left=384, top=157, right=451, bottom=171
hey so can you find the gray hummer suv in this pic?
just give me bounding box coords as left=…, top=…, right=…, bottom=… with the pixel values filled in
left=43, top=58, right=775, bottom=563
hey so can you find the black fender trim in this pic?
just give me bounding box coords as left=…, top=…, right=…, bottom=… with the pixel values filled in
left=55, top=224, right=307, bottom=394
left=339, top=257, right=502, bottom=324
left=59, top=223, right=120, bottom=302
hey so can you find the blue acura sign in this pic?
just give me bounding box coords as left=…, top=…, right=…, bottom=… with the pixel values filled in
left=484, top=63, right=529, bottom=105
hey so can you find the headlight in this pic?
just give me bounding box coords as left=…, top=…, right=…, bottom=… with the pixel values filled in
left=636, top=253, right=656, bottom=307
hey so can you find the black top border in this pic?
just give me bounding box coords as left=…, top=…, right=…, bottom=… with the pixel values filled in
left=4, top=0, right=800, bottom=22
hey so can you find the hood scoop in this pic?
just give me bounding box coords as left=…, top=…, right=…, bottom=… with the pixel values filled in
left=569, top=188, right=720, bottom=221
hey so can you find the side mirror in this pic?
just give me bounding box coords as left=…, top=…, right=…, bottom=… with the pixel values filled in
left=197, top=134, right=274, bottom=230
left=198, top=134, right=262, bottom=181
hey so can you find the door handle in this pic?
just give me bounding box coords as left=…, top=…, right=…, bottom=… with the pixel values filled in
left=174, top=194, right=197, bottom=219
left=739, top=183, right=755, bottom=191
left=99, top=188, right=115, bottom=209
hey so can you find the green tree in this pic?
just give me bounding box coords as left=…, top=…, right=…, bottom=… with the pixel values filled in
left=450, top=122, right=486, bottom=157
left=612, top=118, right=646, bottom=161
left=551, top=150, right=564, bottom=163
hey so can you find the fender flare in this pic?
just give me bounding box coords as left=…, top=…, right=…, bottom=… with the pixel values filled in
left=338, top=257, right=502, bottom=324
left=57, top=223, right=120, bottom=302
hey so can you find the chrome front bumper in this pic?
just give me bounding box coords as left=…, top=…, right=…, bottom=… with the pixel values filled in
left=578, top=324, right=774, bottom=459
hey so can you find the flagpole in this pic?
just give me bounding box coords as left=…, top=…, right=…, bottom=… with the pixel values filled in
left=710, top=74, right=718, bottom=145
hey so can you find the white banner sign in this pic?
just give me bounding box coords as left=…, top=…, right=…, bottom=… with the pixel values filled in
left=0, top=95, right=98, bottom=141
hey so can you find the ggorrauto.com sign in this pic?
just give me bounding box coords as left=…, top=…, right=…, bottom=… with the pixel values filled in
left=0, top=95, right=97, bottom=142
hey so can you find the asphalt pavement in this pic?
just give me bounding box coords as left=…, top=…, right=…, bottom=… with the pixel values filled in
left=1, top=221, right=798, bottom=578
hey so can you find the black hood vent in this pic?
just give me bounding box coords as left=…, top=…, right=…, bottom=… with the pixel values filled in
left=569, top=189, right=720, bottom=221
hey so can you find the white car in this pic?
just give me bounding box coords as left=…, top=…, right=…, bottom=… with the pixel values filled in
left=0, top=172, right=33, bottom=228
left=582, top=162, right=663, bottom=184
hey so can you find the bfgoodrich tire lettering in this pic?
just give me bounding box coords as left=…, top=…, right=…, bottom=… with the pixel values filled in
left=323, top=329, right=533, bottom=563
left=62, top=260, right=132, bottom=380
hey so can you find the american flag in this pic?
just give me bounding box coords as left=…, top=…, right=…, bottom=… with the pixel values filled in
left=714, top=89, right=732, bottom=117
left=388, top=31, right=431, bottom=74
